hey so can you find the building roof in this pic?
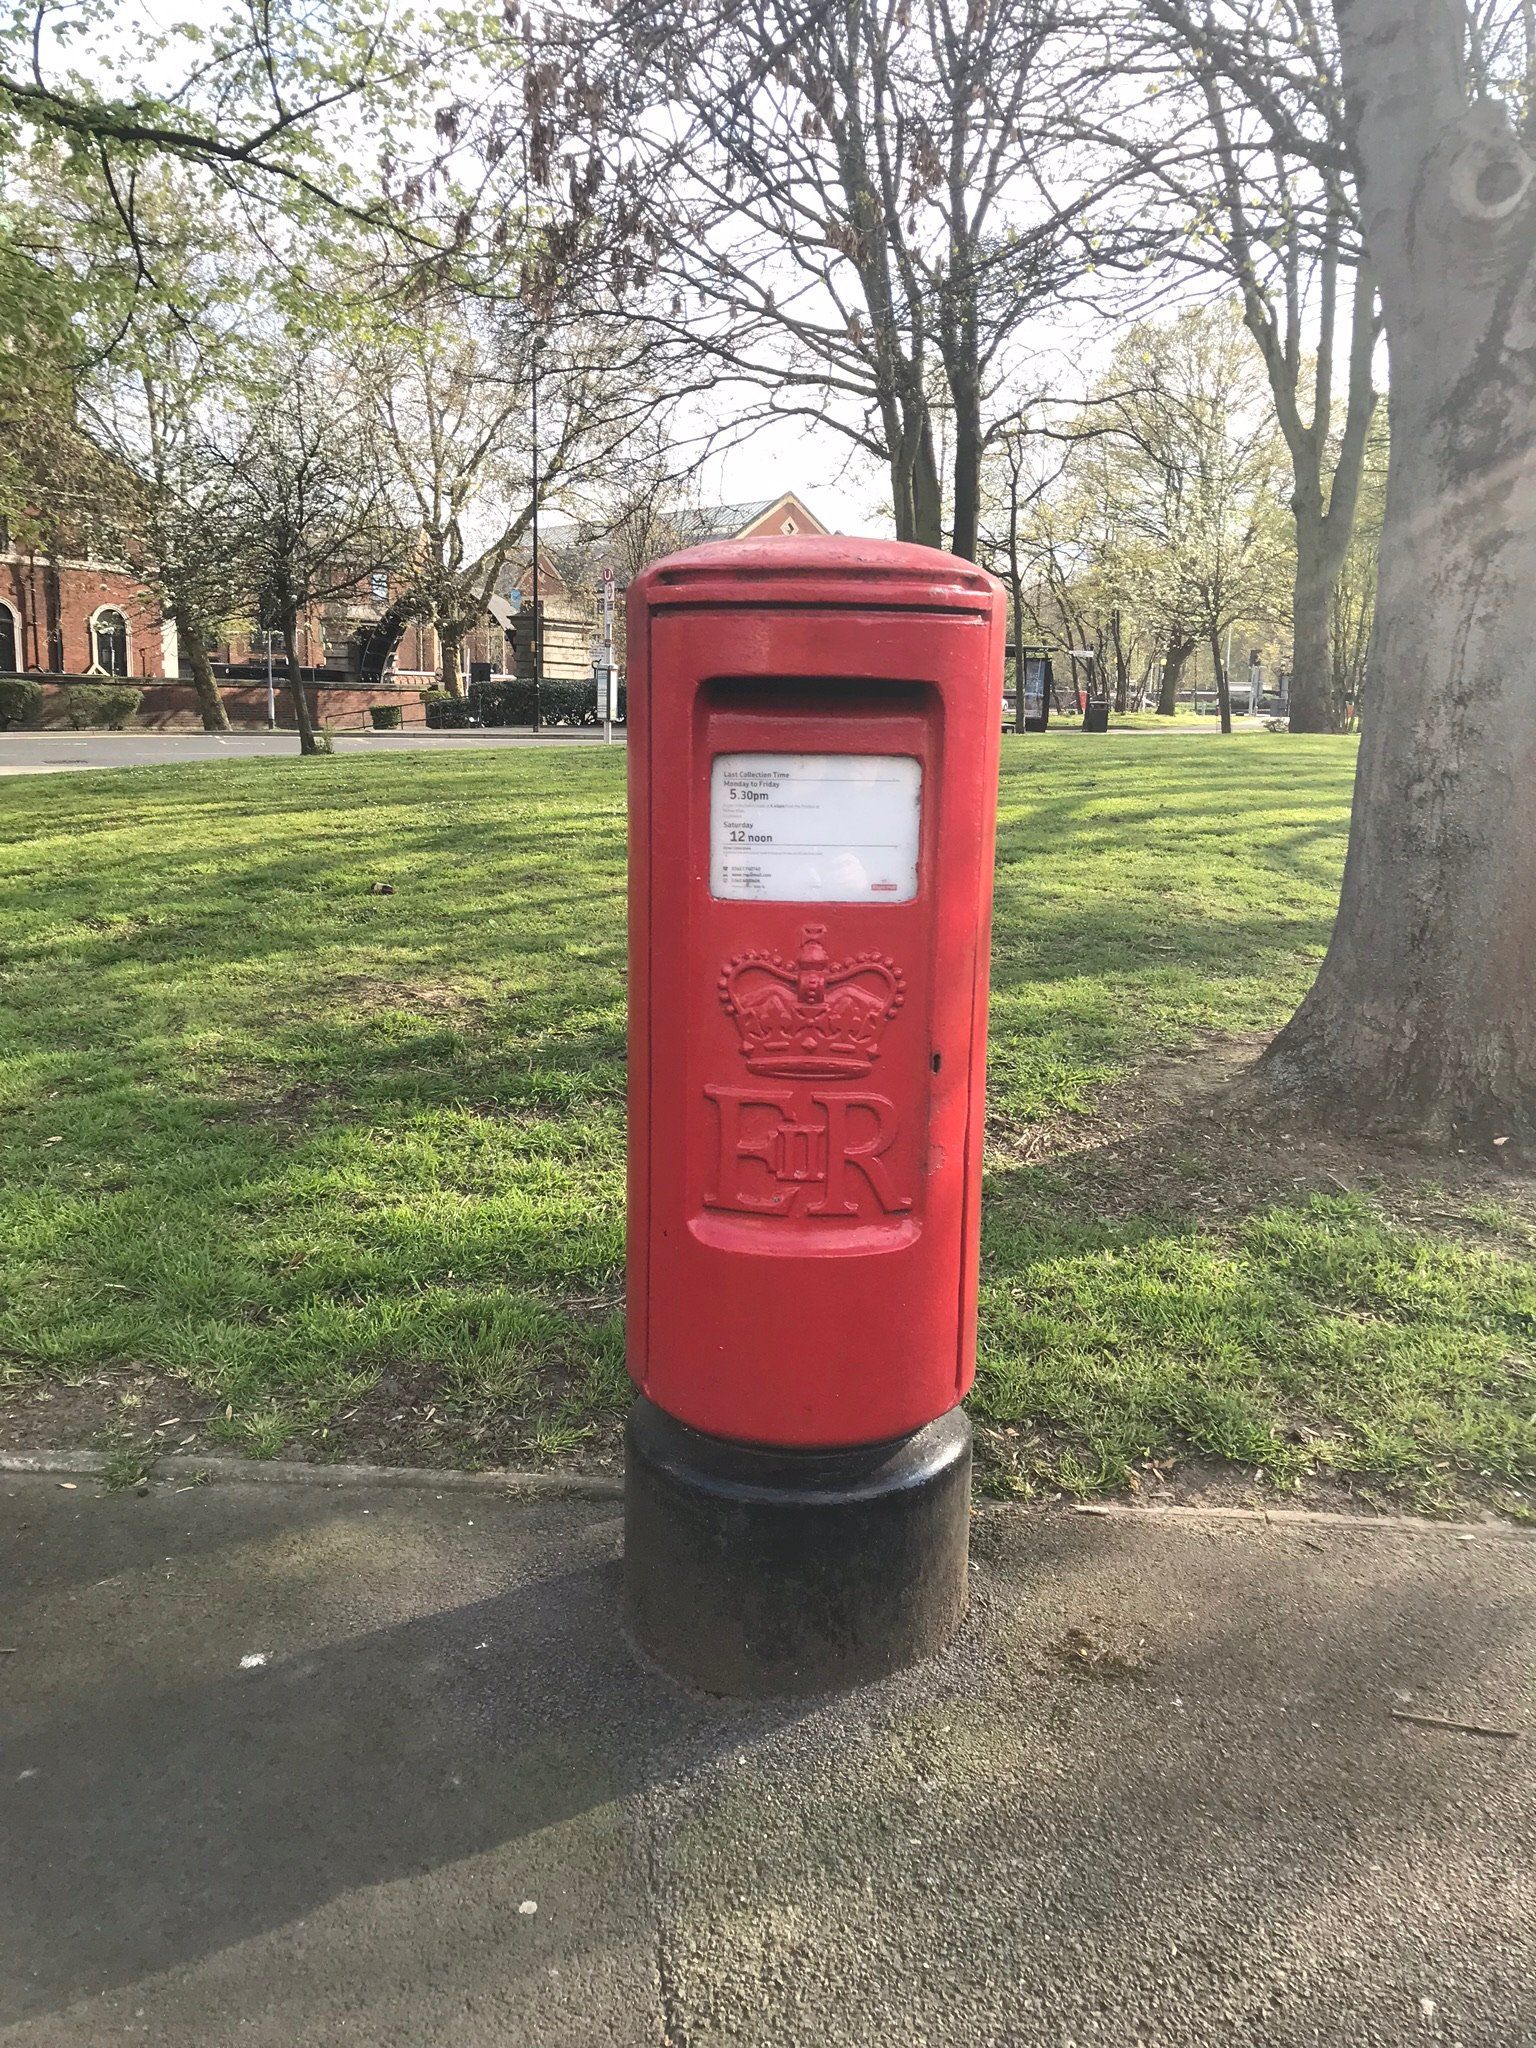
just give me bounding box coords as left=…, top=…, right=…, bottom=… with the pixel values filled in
left=692, top=499, right=780, bottom=536
left=496, top=492, right=831, bottom=603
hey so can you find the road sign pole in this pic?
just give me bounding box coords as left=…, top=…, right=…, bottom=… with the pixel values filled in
left=601, top=566, right=616, bottom=744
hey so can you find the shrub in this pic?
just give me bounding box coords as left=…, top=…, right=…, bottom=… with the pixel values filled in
left=541, top=679, right=598, bottom=726
left=420, top=688, right=477, bottom=730
left=0, top=677, right=42, bottom=730
left=472, top=677, right=600, bottom=726
left=470, top=678, right=530, bottom=726
left=369, top=704, right=403, bottom=730
left=63, top=683, right=142, bottom=730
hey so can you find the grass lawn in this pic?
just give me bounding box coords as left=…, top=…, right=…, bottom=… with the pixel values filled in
left=1105, top=708, right=1215, bottom=730
left=1, top=732, right=1531, bottom=1514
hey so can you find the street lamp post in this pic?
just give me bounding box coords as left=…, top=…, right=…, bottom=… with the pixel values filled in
left=530, top=342, right=541, bottom=734
left=265, top=630, right=278, bottom=730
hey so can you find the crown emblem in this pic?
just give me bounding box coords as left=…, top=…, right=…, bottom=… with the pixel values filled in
left=718, top=925, right=906, bottom=1079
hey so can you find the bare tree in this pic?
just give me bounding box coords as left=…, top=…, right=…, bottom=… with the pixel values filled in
left=92, top=363, right=240, bottom=733
left=220, top=347, right=405, bottom=754
left=65, top=169, right=259, bottom=733
left=557, top=424, right=714, bottom=585
left=1327, top=412, right=1387, bottom=725
left=976, top=425, right=1069, bottom=726
left=1262, top=0, right=1536, bottom=1142
left=609, top=0, right=1151, bottom=558
left=360, top=288, right=674, bottom=696
left=1107, top=1, right=1381, bottom=732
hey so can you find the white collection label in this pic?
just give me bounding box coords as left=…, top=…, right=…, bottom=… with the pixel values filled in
left=711, top=752, right=922, bottom=903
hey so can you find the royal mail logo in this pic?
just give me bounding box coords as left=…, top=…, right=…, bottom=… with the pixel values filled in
left=719, top=924, right=905, bottom=1079
left=703, top=1086, right=911, bottom=1217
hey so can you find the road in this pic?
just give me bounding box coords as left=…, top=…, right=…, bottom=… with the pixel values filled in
left=0, top=729, right=624, bottom=775
left=1, top=1467, right=1529, bottom=2046
left=0, top=720, right=1271, bottom=777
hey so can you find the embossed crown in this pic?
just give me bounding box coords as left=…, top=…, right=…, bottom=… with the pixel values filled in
left=718, top=924, right=906, bottom=1078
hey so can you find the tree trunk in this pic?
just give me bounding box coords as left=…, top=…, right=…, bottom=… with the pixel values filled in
left=175, top=605, right=230, bottom=733
left=282, top=604, right=320, bottom=757
left=1288, top=514, right=1346, bottom=733
left=1111, top=612, right=1130, bottom=715
left=1208, top=630, right=1232, bottom=735
left=910, top=412, right=944, bottom=551
left=1263, top=0, right=1536, bottom=1144
left=888, top=387, right=943, bottom=547
left=1157, top=637, right=1193, bottom=716
left=950, top=395, right=981, bottom=562
left=1010, top=579, right=1026, bottom=733
left=439, top=625, right=465, bottom=700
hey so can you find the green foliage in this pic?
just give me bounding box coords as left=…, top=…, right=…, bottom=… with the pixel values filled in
left=0, top=736, right=1528, bottom=1512
left=475, top=678, right=597, bottom=726
left=369, top=704, right=404, bottom=729
left=0, top=678, right=42, bottom=730
left=62, top=684, right=142, bottom=730
left=420, top=688, right=475, bottom=728
left=984, top=302, right=1295, bottom=703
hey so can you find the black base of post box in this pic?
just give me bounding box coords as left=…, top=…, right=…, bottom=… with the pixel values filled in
left=623, top=1395, right=972, bottom=1697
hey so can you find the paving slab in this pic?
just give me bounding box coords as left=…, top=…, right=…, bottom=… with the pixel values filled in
left=0, top=1473, right=1530, bottom=2046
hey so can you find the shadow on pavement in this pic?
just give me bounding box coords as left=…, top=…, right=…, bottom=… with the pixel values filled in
left=0, top=1489, right=800, bottom=2027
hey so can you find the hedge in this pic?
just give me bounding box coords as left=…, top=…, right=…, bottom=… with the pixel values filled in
left=62, top=683, right=143, bottom=730
left=468, top=678, right=626, bottom=726
left=0, top=677, right=43, bottom=730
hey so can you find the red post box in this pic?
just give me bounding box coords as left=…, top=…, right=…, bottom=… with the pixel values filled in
left=623, top=536, right=1004, bottom=1694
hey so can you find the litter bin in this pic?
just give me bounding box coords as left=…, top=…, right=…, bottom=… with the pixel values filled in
left=1082, top=701, right=1110, bottom=734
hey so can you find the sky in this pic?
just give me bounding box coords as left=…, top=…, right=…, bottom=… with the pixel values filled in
left=707, top=418, right=891, bottom=538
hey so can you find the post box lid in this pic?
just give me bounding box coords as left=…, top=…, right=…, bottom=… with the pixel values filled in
left=631, top=536, right=1000, bottom=615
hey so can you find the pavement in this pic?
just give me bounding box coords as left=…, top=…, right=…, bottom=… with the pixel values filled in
left=0, top=729, right=622, bottom=775
left=1, top=1470, right=1531, bottom=2047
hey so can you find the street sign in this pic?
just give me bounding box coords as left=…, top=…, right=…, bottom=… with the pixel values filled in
left=600, top=566, right=618, bottom=739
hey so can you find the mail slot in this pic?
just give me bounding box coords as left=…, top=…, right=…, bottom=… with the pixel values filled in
left=623, top=536, right=1005, bottom=1694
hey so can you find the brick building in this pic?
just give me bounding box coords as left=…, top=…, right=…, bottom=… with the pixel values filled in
left=502, top=493, right=832, bottom=675
left=685, top=493, right=830, bottom=544
left=461, top=495, right=831, bottom=685
left=0, top=545, right=175, bottom=681
left=0, top=490, right=831, bottom=727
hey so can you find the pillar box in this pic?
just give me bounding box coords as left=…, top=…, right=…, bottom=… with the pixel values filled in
left=623, top=537, right=1004, bottom=1695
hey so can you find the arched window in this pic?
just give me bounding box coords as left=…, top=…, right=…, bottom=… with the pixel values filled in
left=0, top=603, right=17, bottom=674
left=90, top=608, right=129, bottom=677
